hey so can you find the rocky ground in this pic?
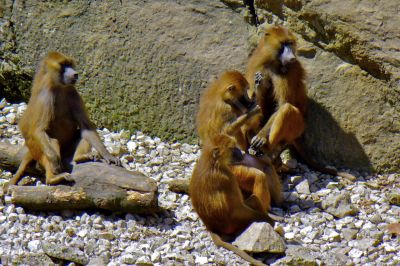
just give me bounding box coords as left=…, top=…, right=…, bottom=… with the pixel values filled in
left=0, top=99, right=399, bottom=266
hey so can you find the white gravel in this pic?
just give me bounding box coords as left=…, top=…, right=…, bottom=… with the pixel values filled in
left=0, top=99, right=399, bottom=265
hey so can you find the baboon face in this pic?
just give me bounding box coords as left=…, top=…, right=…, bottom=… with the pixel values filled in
left=263, top=25, right=297, bottom=67
left=61, top=64, right=78, bottom=85
left=219, top=71, right=255, bottom=113
left=43, top=52, right=78, bottom=86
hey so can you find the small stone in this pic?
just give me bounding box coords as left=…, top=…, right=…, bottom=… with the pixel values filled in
left=8, top=213, right=18, bottom=222
left=388, top=191, right=400, bottom=206
left=300, top=226, right=313, bottom=236
left=121, top=254, right=136, bottom=264
left=329, top=232, right=341, bottom=242
left=284, top=232, right=295, bottom=240
left=233, top=222, right=286, bottom=253
left=28, top=240, right=42, bottom=252
left=289, top=205, right=302, bottom=213
left=151, top=251, right=161, bottom=262
left=15, top=207, right=25, bottom=214
left=181, top=143, right=193, bottom=154
left=369, top=213, right=382, bottom=224
left=290, top=175, right=303, bottom=185
left=316, top=188, right=332, bottom=197
left=127, top=141, right=138, bottom=152
left=5, top=113, right=16, bottom=124
left=295, top=179, right=311, bottom=195
left=87, top=257, right=108, bottom=266
left=66, top=227, right=76, bottom=237
left=342, top=228, right=358, bottom=241
left=136, top=255, right=152, bottom=265
left=326, top=182, right=342, bottom=189
left=349, top=248, right=363, bottom=258
left=98, top=232, right=115, bottom=240
left=321, top=191, right=358, bottom=218
left=195, top=256, right=208, bottom=264
left=354, top=220, right=364, bottom=228
left=77, top=229, right=88, bottom=237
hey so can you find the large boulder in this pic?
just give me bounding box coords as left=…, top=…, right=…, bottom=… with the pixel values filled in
left=254, top=0, right=399, bottom=172
left=0, top=0, right=249, bottom=142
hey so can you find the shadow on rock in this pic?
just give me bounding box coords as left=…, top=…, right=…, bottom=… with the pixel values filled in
left=302, top=99, right=373, bottom=174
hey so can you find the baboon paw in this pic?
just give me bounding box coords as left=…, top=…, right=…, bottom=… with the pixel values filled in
left=101, top=156, right=121, bottom=166
left=251, top=135, right=267, bottom=149
left=63, top=173, right=74, bottom=182
left=255, top=72, right=264, bottom=86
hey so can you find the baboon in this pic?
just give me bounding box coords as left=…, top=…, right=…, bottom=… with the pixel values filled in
left=197, top=70, right=258, bottom=150
left=10, top=52, right=120, bottom=186
left=246, top=25, right=355, bottom=181
left=189, top=134, right=271, bottom=266
left=196, top=70, right=283, bottom=207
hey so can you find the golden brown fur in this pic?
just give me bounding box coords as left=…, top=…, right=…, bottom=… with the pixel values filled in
left=197, top=70, right=257, bottom=150
left=246, top=25, right=356, bottom=181
left=10, top=52, right=120, bottom=186
left=246, top=25, right=307, bottom=152
left=189, top=134, right=273, bottom=236
left=196, top=70, right=282, bottom=208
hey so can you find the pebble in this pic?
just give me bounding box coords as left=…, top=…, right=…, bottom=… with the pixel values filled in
left=0, top=100, right=398, bottom=265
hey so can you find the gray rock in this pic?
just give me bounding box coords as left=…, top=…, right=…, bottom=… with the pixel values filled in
left=342, top=228, right=358, bottom=241
left=41, top=241, right=89, bottom=265
left=321, top=192, right=359, bottom=218
left=8, top=253, right=55, bottom=266
left=387, top=191, right=400, bottom=206
left=353, top=238, right=379, bottom=251
left=232, top=222, right=286, bottom=253
left=87, top=256, right=109, bottom=266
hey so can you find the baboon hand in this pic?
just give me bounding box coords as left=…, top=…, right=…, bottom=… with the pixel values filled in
left=102, top=154, right=121, bottom=166
left=251, top=132, right=267, bottom=149
left=255, top=72, right=264, bottom=87
left=247, top=105, right=261, bottom=117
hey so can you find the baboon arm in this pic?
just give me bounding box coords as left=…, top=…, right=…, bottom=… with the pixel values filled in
left=250, top=112, right=277, bottom=149
left=30, top=92, right=59, bottom=160
left=70, top=91, right=120, bottom=165
left=224, top=106, right=261, bottom=136
left=31, top=128, right=59, bottom=159
left=69, top=92, right=107, bottom=156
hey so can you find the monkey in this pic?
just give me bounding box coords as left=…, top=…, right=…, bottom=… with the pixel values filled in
left=245, top=25, right=356, bottom=181
left=189, top=134, right=271, bottom=266
left=196, top=70, right=283, bottom=208
left=9, top=51, right=120, bottom=186
left=197, top=70, right=259, bottom=150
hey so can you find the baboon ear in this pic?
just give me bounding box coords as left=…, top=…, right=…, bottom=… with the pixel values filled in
left=212, top=148, right=220, bottom=159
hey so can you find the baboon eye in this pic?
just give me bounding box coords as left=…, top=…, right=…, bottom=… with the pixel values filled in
left=226, top=85, right=235, bottom=92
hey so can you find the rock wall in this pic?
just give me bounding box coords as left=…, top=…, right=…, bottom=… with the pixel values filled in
left=253, top=0, right=399, bottom=172
left=0, top=0, right=398, bottom=172
left=0, top=0, right=250, bottom=141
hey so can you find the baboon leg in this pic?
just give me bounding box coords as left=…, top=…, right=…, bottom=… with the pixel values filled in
left=72, top=138, right=93, bottom=163
left=232, top=165, right=271, bottom=212
left=9, top=149, right=33, bottom=186
left=268, top=103, right=305, bottom=148
left=41, top=139, right=70, bottom=185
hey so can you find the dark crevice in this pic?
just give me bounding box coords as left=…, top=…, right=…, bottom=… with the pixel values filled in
left=243, top=0, right=259, bottom=26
